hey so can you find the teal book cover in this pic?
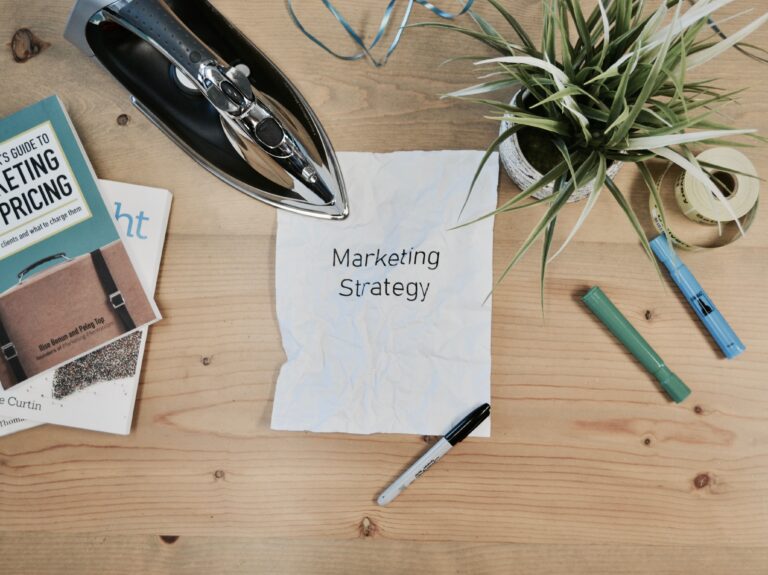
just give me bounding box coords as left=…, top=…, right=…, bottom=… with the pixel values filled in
left=0, top=96, right=160, bottom=392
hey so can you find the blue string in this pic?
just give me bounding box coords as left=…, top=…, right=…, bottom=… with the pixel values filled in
left=286, top=0, right=474, bottom=67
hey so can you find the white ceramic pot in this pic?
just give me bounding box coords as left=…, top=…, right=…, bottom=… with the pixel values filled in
left=498, top=91, right=621, bottom=202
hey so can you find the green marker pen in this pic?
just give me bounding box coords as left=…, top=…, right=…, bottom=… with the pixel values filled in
left=582, top=286, right=691, bottom=403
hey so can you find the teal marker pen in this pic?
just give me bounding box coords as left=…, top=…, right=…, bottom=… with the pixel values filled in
left=582, top=286, right=691, bottom=403
left=650, top=235, right=745, bottom=359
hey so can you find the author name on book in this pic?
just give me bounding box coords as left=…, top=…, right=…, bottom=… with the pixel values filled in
left=0, top=395, right=42, bottom=412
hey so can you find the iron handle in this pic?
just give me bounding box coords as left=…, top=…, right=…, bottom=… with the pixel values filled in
left=106, top=0, right=217, bottom=83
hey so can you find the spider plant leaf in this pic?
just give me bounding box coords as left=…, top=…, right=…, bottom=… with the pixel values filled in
left=489, top=177, right=576, bottom=297
left=596, top=0, right=611, bottom=69
left=460, top=123, right=523, bottom=218
left=609, top=3, right=681, bottom=146
left=603, top=152, right=655, bottom=164
left=637, top=1, right=670, bottom=45
left=486, top=0, right=537, bottom=53
left=566, top=0, right=593, bottom=60
left=687, top=12, right=768, bottom=69
left=604, top=175, right=663, bottom=281
left=493, top=149, right=599, bottom=287
left=733, top=42, right=768, bottom=64
left=675, top=88, right=746, bottom=113
left=439, top=55, right=505, bottom=67
left=606, top=48, right=640, bottom=131
left=653, top=146, right=746, bottom=234
left=443, top=79, right=520, bottom=99
left=513, top=67, right=552, bottom=103
left=557, top=2, right=574, bottom=77
left=631, top=0, right=649, bottom=28
left=477, top=56, right=591, bottom=135
left=552, top=137, right=579, bottom=186
left=580, top=107, right=611, bottom=123
left=498, top=197, right=552, bottom=212
left=409, top=22, right=509, bottom=53
left=468, top=8, right=501, bottom=40
left=648, top=0, right=738, bottom=47
left=455, top=159, right=570, bottom=230
left=615, top=0, right=632, bottom=39
left=699, top=160, right=764, bottom=180
left=548, top=155, right=606, bottom=262
left=737, top=42, right=768, bottom=55
left=636, top=107, right=673, bottom=128
left=495, top=161, right=570, bottom=211
left=530, top=85, right=601, bottom=109
left=540, top=216, right=557, bottom=314
left=624, top=128, right=756, bottom=149
left=637, top=160, right=670, bottom=236
left=581, top=0, right=609, bottom=36
left=587, top=0, right=670, bottom=84
left=666, top=59, right=687, bottom=115
left=635, top=108, right=725, bottom=136
left=476, top=56, right=568, bottom=82
left=542, top=0, right=557, bottom=64
left=694, top=8, right=756, bottom=42
left=464, top=159, right=570, bottom=225
left=487, top=114, right=572, bottom=135
left=703, top=139, right=762, bottom=148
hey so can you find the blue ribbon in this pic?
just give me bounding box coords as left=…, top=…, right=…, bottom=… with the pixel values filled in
left=286, top=0, right=474, bottom=67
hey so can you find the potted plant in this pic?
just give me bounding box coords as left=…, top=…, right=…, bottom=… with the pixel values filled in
left=418, top=0, right=767, bottom=292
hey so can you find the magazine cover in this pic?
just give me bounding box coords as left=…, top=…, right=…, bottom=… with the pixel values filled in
left=0, top=180, right=171, bottom=436
left=0, top=96, right=160, bottom=390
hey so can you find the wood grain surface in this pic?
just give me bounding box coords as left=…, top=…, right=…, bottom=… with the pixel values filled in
left=2, top=1, right=768, bottom=573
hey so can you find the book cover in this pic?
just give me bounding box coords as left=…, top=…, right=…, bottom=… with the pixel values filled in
left=0, top=179, right=171, bottom=436
left=0, top=96, right=160, bottom=390
left=0, top=416, right=39, bottom=436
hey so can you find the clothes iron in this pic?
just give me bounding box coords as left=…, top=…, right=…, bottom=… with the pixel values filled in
left=64, top=0, right=348, bottom=219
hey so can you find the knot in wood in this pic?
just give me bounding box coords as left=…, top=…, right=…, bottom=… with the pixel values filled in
left=693, top=473, right=710, bottom=489
left=11, top=29, right=50, bottom=63
left=359, top=516, right=377, bottom=538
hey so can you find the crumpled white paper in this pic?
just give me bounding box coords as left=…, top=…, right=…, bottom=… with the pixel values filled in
left=272, top=151, right=497, bottom=436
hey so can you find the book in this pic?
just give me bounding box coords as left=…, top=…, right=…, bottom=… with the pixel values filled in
left=0, top=416, right=39, bottom=436
left=0, top=179, right=171, bottom=436
left=0, top=96, right=160, bottom=391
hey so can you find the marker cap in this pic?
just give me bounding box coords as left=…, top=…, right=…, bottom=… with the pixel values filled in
left=445, top=403, right=490, bottom=445
left=649, top=235, right=681, bottom=270
left=656, top=367, right=692, bottom=403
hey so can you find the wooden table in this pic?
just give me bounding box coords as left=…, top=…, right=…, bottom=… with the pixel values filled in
left=2, top=1, right=768, bottom=573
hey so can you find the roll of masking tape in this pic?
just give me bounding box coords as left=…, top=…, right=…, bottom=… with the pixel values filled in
left=649, top=148, right=760, bottom=250
left=675, top=148, right=759, bottom=224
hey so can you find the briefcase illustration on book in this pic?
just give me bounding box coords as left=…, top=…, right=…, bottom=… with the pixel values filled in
left=0, top=240, right=156, bottom=390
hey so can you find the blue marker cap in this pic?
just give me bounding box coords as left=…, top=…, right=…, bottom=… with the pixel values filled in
left=650, top=235, right=745, bottom=359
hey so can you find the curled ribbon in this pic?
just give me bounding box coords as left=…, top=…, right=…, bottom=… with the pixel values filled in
left=286, top=0, right=474, bottom=67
